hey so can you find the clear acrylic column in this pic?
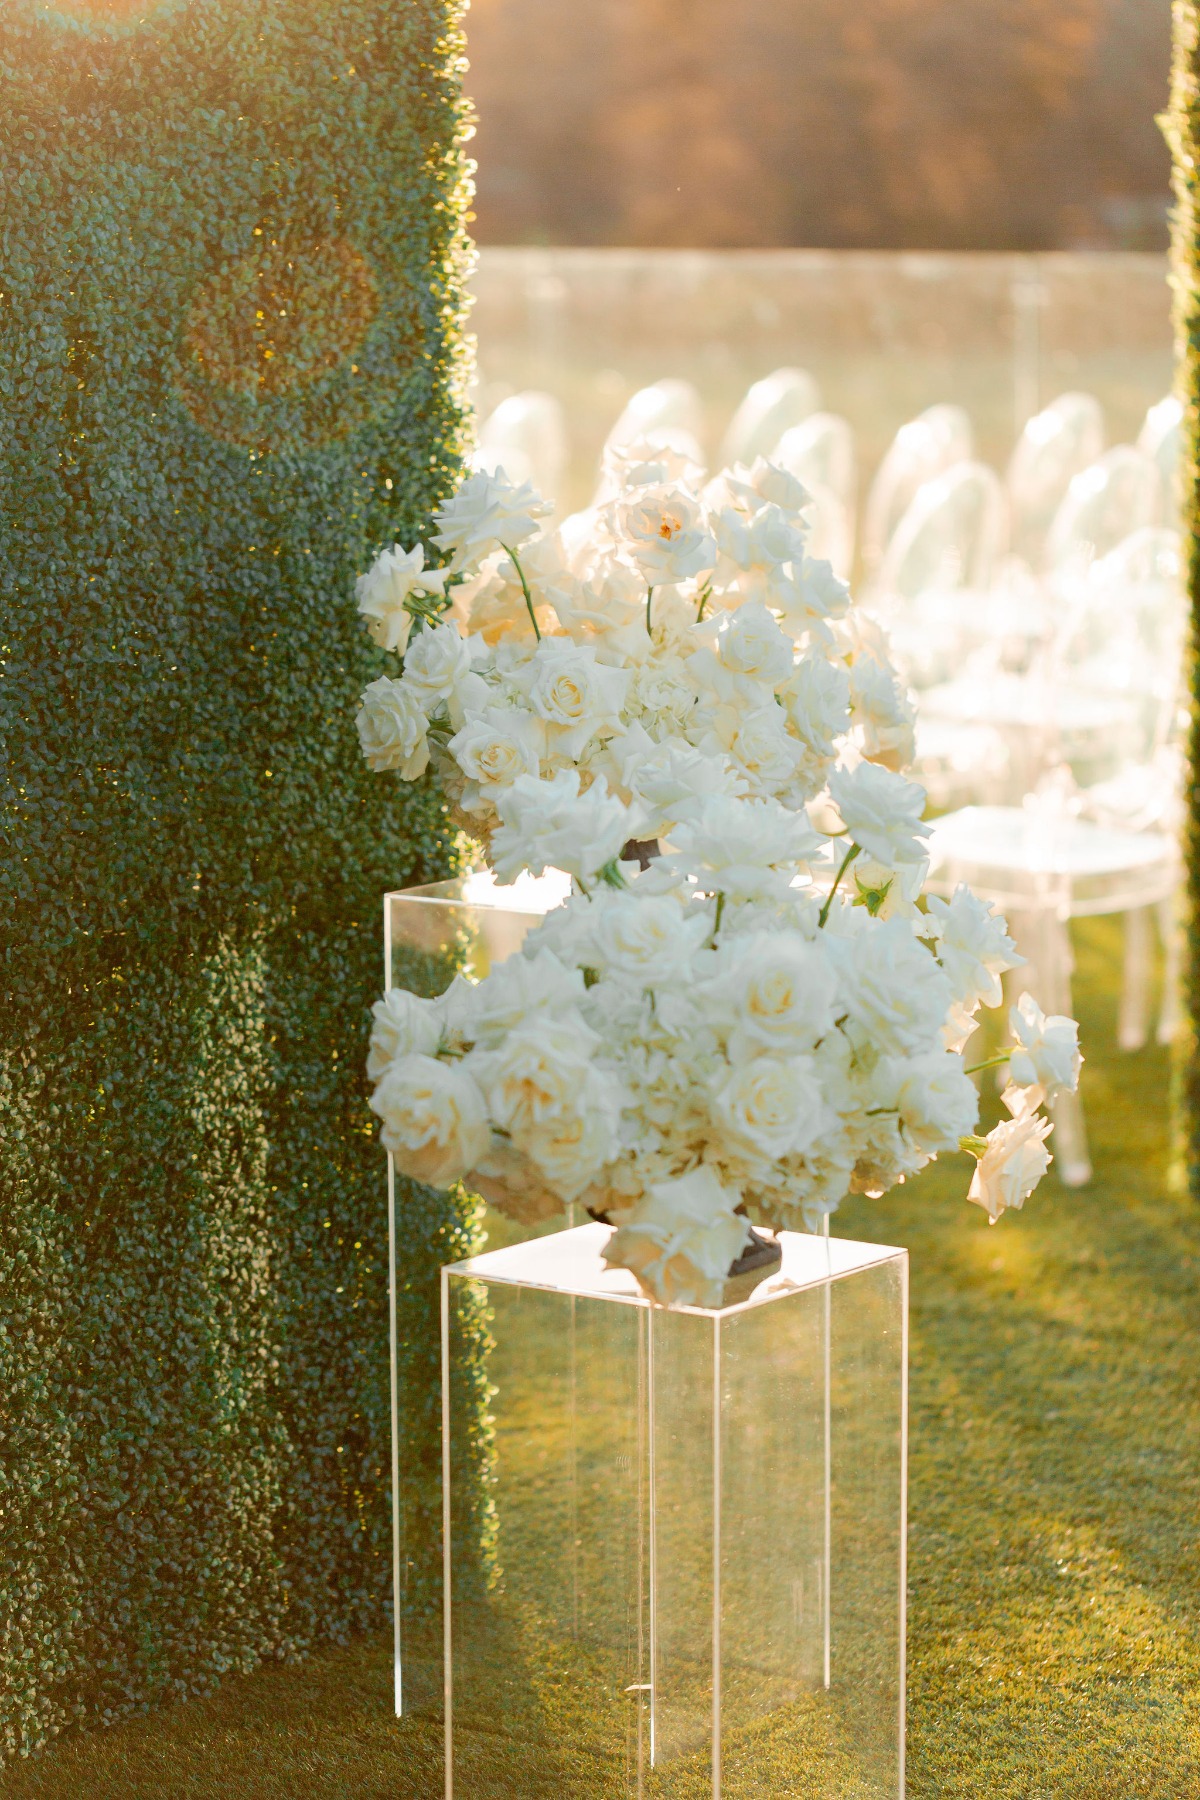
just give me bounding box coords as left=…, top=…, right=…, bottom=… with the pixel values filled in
left=442, top=1221, right=908, bottom=1798
left=385, top=871, right=570, bottom=1719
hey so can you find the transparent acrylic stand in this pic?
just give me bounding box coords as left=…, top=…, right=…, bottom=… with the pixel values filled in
left=441, top=1222, right=908, bottom=1798
left=385, top=870, right=570, bottom=1719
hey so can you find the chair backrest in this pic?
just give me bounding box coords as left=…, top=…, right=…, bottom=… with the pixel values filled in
left=475, top=390, right=568, bottom=501
left=799, top=478, right=854, bottom=581
left=718, top=367, right=820, bottom=469
left=604, top=379, right=704, bottom=454
left=862, top=403, right=973, bottom=572
left=1137, top=395, right=1182, bottom=525
left=1046, top=446, right=1162, bottom=571
left=1006, top=391, right=1105, bottom=562
left=875, top=460, right=1008, bottom=604
left=773, top=412, right=857, bottom=509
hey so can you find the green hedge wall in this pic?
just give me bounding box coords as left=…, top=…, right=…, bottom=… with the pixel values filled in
left=1168, top=0, right=1200, bottom=1186
left=0, top=0, right=474, bottom=1758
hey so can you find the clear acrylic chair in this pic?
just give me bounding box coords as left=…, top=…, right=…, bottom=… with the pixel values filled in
left=1006, top=391, right=1105, bottom=565
left=1137, top=395, right=1183, bottom=527
left=718, top=366, right=820, bottom=469
left=1045, top=445, right=1162, bottom=571
left=875, top=460, right=1008, bottom=604
left=475, top=390, right=568, bottom=503
left=774, top=411, right=857, bottom=509
left=862, top=403, right=973, bottom=574
left=604, top=378, right=705, bottom=455
left=925, top=532, right=1184, bottom=1183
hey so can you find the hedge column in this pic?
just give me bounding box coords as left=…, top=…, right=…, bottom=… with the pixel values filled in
left=0, top=0, right=473, bottom=1757
left=1168, top=0, right=1200, bottom=1186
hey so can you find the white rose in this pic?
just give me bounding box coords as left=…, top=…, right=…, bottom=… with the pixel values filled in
left=433, top=467, right=553, bottom=573
left=589, top=892, right=711, bottom=981
left=604, top=1166, right=753, bottom=1309
left=871, top=1050, right=979, bottom=1153
left=925, top=885, right=1024, bottom=1010
left=457, top=948, right=587, bottom=1048
left=727, top=457, right=813, bottom=518
left=622, top=737, right=745, bottom=838
left=715, top=600, right=796, bottom=685
left=629, top=656, right=699, bottom=738
left=519, top=1067, right=623, bottom=1200
left=470, top=1138, right=565, bottom=1227
left=713, top=932, right=838, bottom=1055
left=781, top=655, right=851, bottom=756
left=621, top=485, right=716, bottom=586
left=826, top=760, right=930, bottom=868
left=368, top=988, right=442, bottom=1081
left=356, top=543, right=448, bottom=653
left=772, top=556, right=851, bottom=640
left=473, top=1016, right=599, bottom=1138
left=663, top=793, right=824, bottom=899
left=355, top=677, right=430, bottom=778
left=967, top=1107, right=1054, bottom=1222
left=490, top=770, right=634, bottom=885
left=830, top=916, right=954, bottom=1057
left=401, top=623, right=473, bottom=706
left=515, top=639, right=631, bottom=758
left=850, top=654, right=917, bottom=772
left=1006, top=992, right=1082, bottom=1102
left=727, top=705, right=805, bottom=792
left=712, top=1054, right=828, bottom=1165
left=370, top=1053, right=489, bottom=1188
left=448, top=706, right=543, bottom=801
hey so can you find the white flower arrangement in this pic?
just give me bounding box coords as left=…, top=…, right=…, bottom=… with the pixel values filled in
left=367, top=796, right=1080, bottom=1306
left=358, top=461, right=1081, bottom=1307
left=354, top=460, right=917, bottom=854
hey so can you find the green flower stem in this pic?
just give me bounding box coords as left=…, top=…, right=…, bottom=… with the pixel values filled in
left=695, top=581, right=712, bottom=622
left=712, top=890, right=726, bottom=941
left=964, top=1053, right=1013, bottom=1077
left=646, top=585, right=655, bottom=635
left=818, top=842, right=861, bottom=928
left=504, top=543, right=541, bottom=641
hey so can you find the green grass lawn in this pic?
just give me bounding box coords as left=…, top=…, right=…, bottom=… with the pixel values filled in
left=6, top=916, right=1200, bottom=1798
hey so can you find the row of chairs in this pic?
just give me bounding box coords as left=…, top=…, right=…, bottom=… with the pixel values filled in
left=473, top=372, right=1186, bottom=1187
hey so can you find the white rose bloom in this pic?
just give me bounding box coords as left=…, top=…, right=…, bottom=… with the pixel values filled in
left=589, top=891, right=711, bottom=982
left=781, top=654, right=851, bottom=757
left=491, top=770, right=635, bottom=885
left=621, top=485, right=716, bottom=586
left=474, top=1016, right=599, bottom=1138
left=519, top=1066, right=623, bottom=1199
left=433, top=467, right=553, bottom=572
left=925, top=885, right=1024, bottom=1010
left=713, top=932, right=838, bottom=1055
left=629, top=656, right=699, bottom=738
left=368, top=988, right=443, bottom=1081
left=773, top=556, right=851, bottom=641
left=515, top=639, right=632, bottom=758
left=967, top=1108, right=1054, bottom=1222
left=850, top=654, right=917, bottom=772
left=400, top=623, right=473, bottom=707
left=1007, top=992, right=1082, bottom=1101
left=727, top=705, right=805, bottom=792
left=827, top=760, right=930, bottom=868
left=830, top=915, right=954, bottom=1057
left=458, top=948, right=587, bottom=1048
left=616, top=735, right=745, bottom=838
left=871, top=1050, right=979, bottom=1153
left=712, top=1054, right=828, bottom=1166
left=448, top=705, right=544, bottom=805
left=370, top=1053, right=490, bottom=1188
left=602, top=434, right=707, bottom=498
left=605, top=1166, right=753, bottom=1309
left=470, top=1138, right=565, bottom=1227
left=715, top=599, right=797, bottom=685
left=355, top=677, right=431, bottom=778
left=727, top=457, right=813, bottom=518
left=356, top=543, right=448, bottom=653
left=664, top=793, right=824, bottom=898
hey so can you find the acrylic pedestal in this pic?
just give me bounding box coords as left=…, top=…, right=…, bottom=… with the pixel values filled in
left=441, top=1222, right=908, bottom=1799
left=385, top=870, right=570, bottom=1721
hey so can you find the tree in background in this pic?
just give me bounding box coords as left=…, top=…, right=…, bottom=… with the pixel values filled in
left=468, top=0, right=1171, bottom=249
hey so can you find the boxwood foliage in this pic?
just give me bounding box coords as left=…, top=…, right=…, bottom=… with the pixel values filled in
left=0, top=0, right=476, bottom=1758
left=1168, top=0, right=1200, bottom=1185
